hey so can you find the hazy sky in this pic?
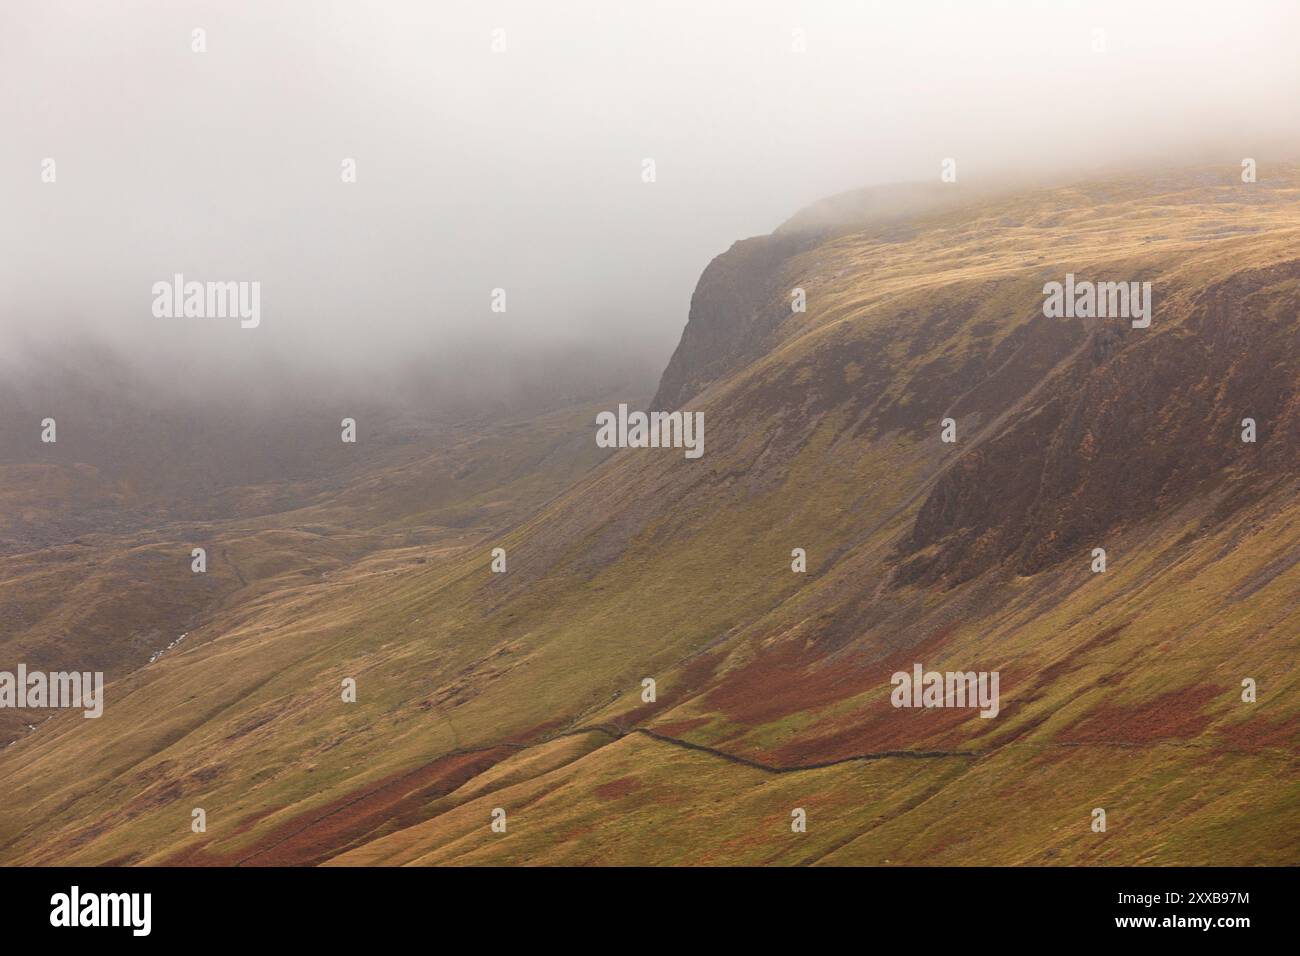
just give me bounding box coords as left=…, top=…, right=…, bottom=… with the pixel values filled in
left=3, top=0, right=1298, bottom=393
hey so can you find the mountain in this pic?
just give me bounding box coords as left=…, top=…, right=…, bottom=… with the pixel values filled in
left=0, top=357, right=637, bottom=746
left=1, top=166, right=1296, bottom=866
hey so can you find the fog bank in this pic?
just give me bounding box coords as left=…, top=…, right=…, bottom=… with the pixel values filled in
left=3, top=0, right=1297, bottom=398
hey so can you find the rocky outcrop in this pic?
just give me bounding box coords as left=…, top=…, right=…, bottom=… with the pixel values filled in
left=895, top=261, right=1300, bottom=587
left=650, top=181, right=986, bottom=411
left=649, top=232, right=805, bottom=411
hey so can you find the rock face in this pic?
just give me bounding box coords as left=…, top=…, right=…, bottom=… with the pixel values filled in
left=650, top=232, right=806, bottom=411
left=651, top=180, right=982, bottom=411
left=897, top=260, right=1300, bottom=586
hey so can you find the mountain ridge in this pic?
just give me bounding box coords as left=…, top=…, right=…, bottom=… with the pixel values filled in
left=1, top=165, right=1297, bottom=866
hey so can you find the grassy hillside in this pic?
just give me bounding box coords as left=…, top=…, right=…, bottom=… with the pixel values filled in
left=0, top=393, right=620, bottom=745
left=1, top=166, right=1296, bottom=865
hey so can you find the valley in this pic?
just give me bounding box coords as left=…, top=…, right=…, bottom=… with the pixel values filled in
left=1, top=165, right=1296, bottom=867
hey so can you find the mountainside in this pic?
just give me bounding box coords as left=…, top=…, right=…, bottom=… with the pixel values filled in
left=0, top=375, right=626, bottom=746
left=1, top=166, right=1297, bottom=866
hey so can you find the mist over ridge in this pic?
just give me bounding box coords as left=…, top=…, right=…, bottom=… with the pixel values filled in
left=4, top=0, right=1299, bottom=404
